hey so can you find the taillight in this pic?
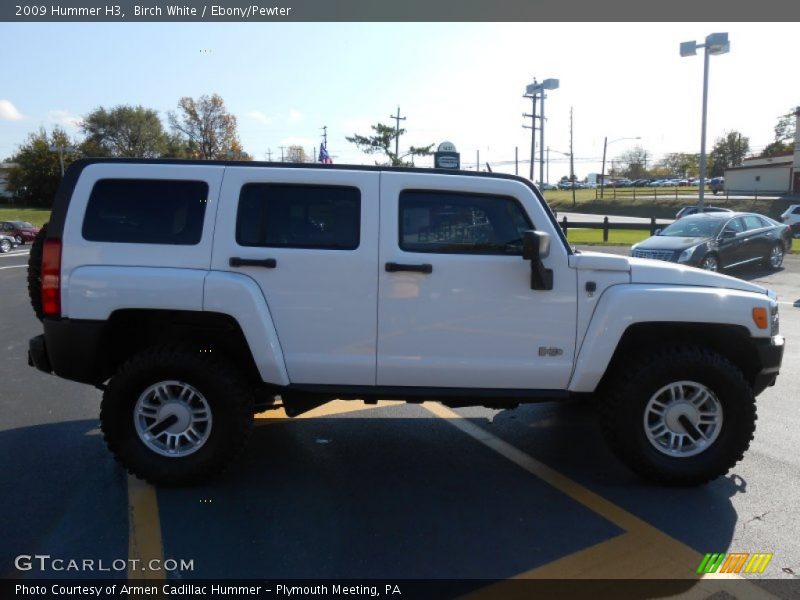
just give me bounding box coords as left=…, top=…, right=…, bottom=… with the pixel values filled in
left=41, top=238, right=62, bottom=316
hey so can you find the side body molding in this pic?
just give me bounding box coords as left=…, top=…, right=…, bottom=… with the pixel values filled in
left=203, top=271, right=290, bottom=386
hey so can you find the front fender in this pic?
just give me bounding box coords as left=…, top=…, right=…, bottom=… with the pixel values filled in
left=568, top=284, right=773, bottom=392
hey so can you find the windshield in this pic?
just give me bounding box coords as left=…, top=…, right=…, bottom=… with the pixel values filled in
left=12, top=221, right=35, bottom=228
left=659, top=218, right=723, bottom=238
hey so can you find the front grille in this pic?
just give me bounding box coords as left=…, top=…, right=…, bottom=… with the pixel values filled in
left=631, top=249, right=675, bottom=261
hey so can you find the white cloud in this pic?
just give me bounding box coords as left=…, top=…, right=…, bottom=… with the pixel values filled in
left=47, top=109, right=81, bottom=129
left=0, top=99, right=25, bottom=121
left=247, top=110, right=274, bottom=125
left=287, top=110, right=303, bottom=124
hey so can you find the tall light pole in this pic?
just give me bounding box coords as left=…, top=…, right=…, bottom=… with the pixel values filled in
left=600, top=136, right=640, bottom=198
left=524, top=78, right=559, bottom=184
left=681, top=32, right=730, bottom=209
left=48, top=144, right=77, bottom=177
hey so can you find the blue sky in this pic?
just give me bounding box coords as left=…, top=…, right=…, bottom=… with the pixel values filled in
left=1, top=22, right=797, bottom=181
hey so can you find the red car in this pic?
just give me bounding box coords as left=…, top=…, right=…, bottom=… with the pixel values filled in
left=0, top=220, right=40, bottom=245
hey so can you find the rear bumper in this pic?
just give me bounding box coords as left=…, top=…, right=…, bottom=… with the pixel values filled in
left=752, top=335, right=784, bottom=396
left=28, top=319, right=107, bottom=385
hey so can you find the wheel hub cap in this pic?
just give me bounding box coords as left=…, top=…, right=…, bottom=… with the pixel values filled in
left=643, top=381, right=723, bottom=457
left=771, top=246, right=783, bottom=267
left=134, top=381, right=212, bottom=457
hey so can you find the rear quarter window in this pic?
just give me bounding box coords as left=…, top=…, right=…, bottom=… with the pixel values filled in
left=82, top=179, right=208, bottom=245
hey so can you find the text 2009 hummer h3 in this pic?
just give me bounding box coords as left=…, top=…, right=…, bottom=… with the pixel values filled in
left=27, top=159, right=784, bottom=485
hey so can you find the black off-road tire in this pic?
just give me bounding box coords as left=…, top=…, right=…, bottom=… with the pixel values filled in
left=599, top=345, right=756, bottom=486
left=27, top=223, right=48, bottom=321
left=100, top=345, right=255, bottom=486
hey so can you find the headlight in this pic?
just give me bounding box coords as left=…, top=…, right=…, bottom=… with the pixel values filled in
left=678, top=245, right=698, bottom=263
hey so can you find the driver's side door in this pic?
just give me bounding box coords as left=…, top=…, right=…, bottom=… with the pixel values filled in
left=719, top=217, right=746, bottom=267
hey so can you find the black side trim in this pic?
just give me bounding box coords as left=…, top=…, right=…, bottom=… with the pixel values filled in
left=46, top=158, right=571, bottom=254
left=286, top=384, right=570, bottom=405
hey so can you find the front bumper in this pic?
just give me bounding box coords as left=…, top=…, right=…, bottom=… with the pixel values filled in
left=752, top=335, right=784, bottom=395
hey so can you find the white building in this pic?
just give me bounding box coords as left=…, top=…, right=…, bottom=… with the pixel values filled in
left=724, top=107, right=800, bottom=195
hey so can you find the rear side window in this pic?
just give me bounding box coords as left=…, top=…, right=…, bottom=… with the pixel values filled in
left=236, top=184, right=360, bottom=250
left=743, top=215, right=767, bottom=230
left=82, top=179, right=208, bottom=245
left=399, top=190, right=532, bottom=255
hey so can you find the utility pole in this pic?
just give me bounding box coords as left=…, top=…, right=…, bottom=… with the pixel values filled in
left=523, top=78, right=537, bottom=181
left=390, top=106, right=406, bottom=164
left=569, top=107, right=576, bottom=207
left=539, top=90, right=546, bottom=185
left=266, top=148, right=273, bottom=161
left=279, top=146, right=285, bottom=162
left=321, top=125, right=328, bottom=149
left=600, top=137, right=608, bottom=198
left=515, top=146, right=518, bottom=176
left=546, top=147, right=550, bottom=184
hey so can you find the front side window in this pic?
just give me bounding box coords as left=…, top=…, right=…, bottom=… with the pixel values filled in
left=83, top=179, right=208, bottom=245
left=236, top=183, right=360, bottom=250
left=399, top=190, right=532, bottom=255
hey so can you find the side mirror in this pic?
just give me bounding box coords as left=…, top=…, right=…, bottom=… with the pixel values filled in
left=522, top=230, right=551, bottom=261
left=522, top=230, right=553, bottom=291
left=654, top=228, right=662, bottom=236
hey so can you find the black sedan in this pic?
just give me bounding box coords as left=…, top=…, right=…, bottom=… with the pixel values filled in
left=631, top=212, right=792, bottom=272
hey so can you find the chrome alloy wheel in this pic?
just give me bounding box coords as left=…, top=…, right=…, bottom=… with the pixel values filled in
left=700, top=255, right=719, bottom=271
left=770, top=244, right=784, bottom=269
left=134, top=381, right=212, bottom=457
left=643, top=381, right=723, bottom=457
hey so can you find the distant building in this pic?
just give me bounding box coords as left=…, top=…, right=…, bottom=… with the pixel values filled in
left=0, top=163, right=16, bottom=199
left=724, top=107, right=800, bottom=194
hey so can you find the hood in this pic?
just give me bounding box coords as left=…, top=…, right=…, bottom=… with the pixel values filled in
left=568, top=250, right=767, bottom=295
left=634, top=235, right=710, bottom=251
left=629, top=257, right=767, bottom=295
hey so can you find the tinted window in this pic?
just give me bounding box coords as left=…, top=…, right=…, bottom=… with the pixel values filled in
left=743, top=215, right=766, bottom=231
left=83, top=179, right=208, bottom=245
left=792, top=207, right=800, bottom=215
left=236, top=184, right=360, bottom=250
left=399, top=191, right=532, bottom=254
left=723, top=218, right=745, bottom=234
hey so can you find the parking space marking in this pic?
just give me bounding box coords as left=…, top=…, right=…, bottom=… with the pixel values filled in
left=127, top=474, right=166, bottom=581
left=423, top=403, right=776, bottom=597
left=0, top=264, right=27, bottom=270
left=0, top=250, right=30, bottom=259
left=254, top=399, right=405, bottom=425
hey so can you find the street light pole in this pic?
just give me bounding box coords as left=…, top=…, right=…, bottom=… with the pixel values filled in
left=681, top=32, right=730, bottom=210
left=600, top=136, right=640, bottom=198
left=524, top=78, right=559, bottom=184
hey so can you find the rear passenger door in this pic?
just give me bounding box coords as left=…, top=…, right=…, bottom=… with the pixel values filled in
left=212, top=168, right=380, bottom=386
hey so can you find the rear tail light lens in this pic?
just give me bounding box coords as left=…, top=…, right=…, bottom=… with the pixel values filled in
left=42, top=238, right=62, bottom=316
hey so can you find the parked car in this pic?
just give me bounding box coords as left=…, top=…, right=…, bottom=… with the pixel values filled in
left=632, top=212, right=792, bottom=272
left=780, top=204, right=800, bottom=238
left=709, top=177, right=725, bottom=194
left=538, top=182, right=558, bottom=191
left=0, top=220, right=40, bottom=245
left=675, top=206, right=734, bottom=220
left=0, top=233, right=19, bottom=253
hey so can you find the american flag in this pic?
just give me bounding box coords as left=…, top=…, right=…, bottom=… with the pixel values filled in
left=318, top=144, right=333, bottom=164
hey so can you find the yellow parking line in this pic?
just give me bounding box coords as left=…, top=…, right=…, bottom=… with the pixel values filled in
left=127, top=474, right=165, bottom=581
left=422, top=403, right=776, bottom=598
left=255, top=399, right=405, bottom=425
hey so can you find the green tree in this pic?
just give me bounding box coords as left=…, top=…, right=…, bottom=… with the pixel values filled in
left=346, top=122, right=433, bottom=167
left=708, top=131, right=749, bottom=176
left=168, top=94, right=241, bottom=159
left=760, top=107, right=797, bottom=157
left=6, top=127, right=78, bottom=208
left=656, top=152, right=699, bottom=177
left=81, top=105, right=166, bottom=158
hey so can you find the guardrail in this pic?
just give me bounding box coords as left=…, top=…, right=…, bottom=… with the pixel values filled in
left=559, top=216, right=661, bottom=241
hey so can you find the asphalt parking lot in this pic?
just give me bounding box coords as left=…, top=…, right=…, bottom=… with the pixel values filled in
left=2, top=246, right=799, bottom=598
